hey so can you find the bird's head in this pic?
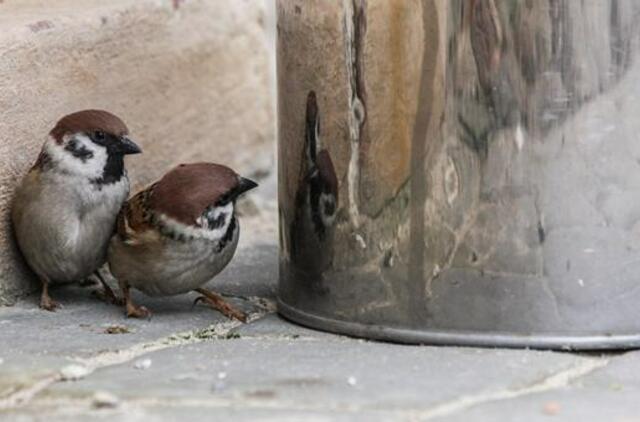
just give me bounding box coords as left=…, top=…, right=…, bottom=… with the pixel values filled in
left=43, top=110, right=141, bottom=183
left=149, top=162, right=258, bottom=241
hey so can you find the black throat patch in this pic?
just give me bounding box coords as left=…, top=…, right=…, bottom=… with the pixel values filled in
left=92, top=154, right=126, bottom=186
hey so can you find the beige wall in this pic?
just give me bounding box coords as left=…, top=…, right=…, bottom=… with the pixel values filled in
left=0, top=0, right=275, bottom=303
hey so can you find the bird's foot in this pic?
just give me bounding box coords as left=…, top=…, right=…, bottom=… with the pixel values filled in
left=40, top=295, right=61, bottom=312
left=126, top=303, right=151, bottom=319
left=39, top=278, right=60, bottom=311
left=92, top=288, right=125, bottom=306
left=92, top=271, right=125, bottom=306
left=193, top=289, right=247, bottom=322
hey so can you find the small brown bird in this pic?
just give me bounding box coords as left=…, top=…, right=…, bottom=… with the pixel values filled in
left=12, top=110, right=141, bottom=310
left=108, top=162, right=258, bottom=320
left=290, top=91, right=338, bottom=282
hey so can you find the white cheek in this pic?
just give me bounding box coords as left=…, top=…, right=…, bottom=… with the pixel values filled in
left=196, top=202, right=234, bottom=241
left=211, top=203, right=233, bottom=223
left=44, top=134, right=107, bottom=179
left=210, top=203, right=234, bottom=239
left=320, top=193, right=336, bottom=227
left=163, top=212, right=233, bottom=243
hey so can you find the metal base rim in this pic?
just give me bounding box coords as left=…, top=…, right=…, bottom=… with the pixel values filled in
left=278, top=299, right=640, bottom=351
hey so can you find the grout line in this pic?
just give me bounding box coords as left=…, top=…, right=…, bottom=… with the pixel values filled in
left=1, top=353, right=611, bottom=418
left=407, top=357, right=610, bottom=421
left=0, top=309, right=273, bottom=411
left=5, top=356, right=611, bottom=418
left=0, top=374, right=61, bottom=409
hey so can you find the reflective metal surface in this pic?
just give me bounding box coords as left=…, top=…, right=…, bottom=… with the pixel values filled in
left=277, top=0, right=640, bottom=349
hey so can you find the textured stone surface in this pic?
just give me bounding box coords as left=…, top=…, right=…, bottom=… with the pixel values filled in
left=0, top=243, right=635, bottom=422
left=0, top=193, right=636, bottom=421
left=445, top=351, right=640, bottom=422
left=33, top=339, right=592, bottom=415
left=0, top=0, right=274, bottom=303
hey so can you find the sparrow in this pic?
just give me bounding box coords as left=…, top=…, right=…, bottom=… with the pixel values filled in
left=11, top=110, right=142, bottom=310
left=301, top=91, right=338, bottom=240
left=108, top=162, right=258, bottom=321
left=289, top=91, right=339, bottom=278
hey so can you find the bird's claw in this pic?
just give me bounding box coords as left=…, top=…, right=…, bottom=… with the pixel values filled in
left=126, top=304, right=151, bottom=319
left=193, top=294, right=247, bottom=322
left=40, top=298, right=61, bottom=312
left=192, top=296, right=206, bottom=307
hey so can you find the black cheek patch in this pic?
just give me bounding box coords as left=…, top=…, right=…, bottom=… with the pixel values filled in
left=65, top=139, right=94, bottom=162
left=207, top=212, right=226, bottom=229
left=323, top=197, right=336, bottom=216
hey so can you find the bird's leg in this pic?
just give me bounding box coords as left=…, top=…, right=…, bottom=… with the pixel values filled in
left=78, top=277, right=99, bottom=287
left=118, top=279, right=150, bottom=319
left=93, top=270, right=124, bottom=306
left=193, top=288, right=247, bottom=322
left=39, top=276, right=60, bottom=311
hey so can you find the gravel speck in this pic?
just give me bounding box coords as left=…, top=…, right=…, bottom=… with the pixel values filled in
left=60, top=364, right=91, bottom=381
left=134, top=358, right=152, bottom=370
left=104, top=325, right=131, bottom=334
left=92, top=391, right=120, bottom=409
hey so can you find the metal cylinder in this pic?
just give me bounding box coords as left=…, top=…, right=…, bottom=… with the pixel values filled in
left=277, top=0, right=640, bottom=349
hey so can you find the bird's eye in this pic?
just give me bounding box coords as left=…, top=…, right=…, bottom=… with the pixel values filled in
left=93, top=131, right=106, bottom=141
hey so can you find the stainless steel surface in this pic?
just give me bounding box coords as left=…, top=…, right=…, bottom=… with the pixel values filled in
left=277, top=0, right=640, bottom=349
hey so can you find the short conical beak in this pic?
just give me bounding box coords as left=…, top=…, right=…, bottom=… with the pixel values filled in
left=237, top=177, right=258, bottom=195
left=117, top=137, right=142, bottom=155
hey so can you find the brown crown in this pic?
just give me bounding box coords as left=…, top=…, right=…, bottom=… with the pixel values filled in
left=50, top=110, right=129, bottom=143
left=149, top=163, right=240, bottom=226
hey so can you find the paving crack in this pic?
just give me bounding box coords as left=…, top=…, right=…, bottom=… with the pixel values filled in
left=408, top=356, right=609, bottom=421
left=0, top=374, right=60, bottom=410
left=1, top=354, right=611, bottom=418
left=0, top=308, right=274, bottom=411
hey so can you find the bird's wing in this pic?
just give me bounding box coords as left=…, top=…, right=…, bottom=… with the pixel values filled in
left=116, top=184, right=156, bottom=244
